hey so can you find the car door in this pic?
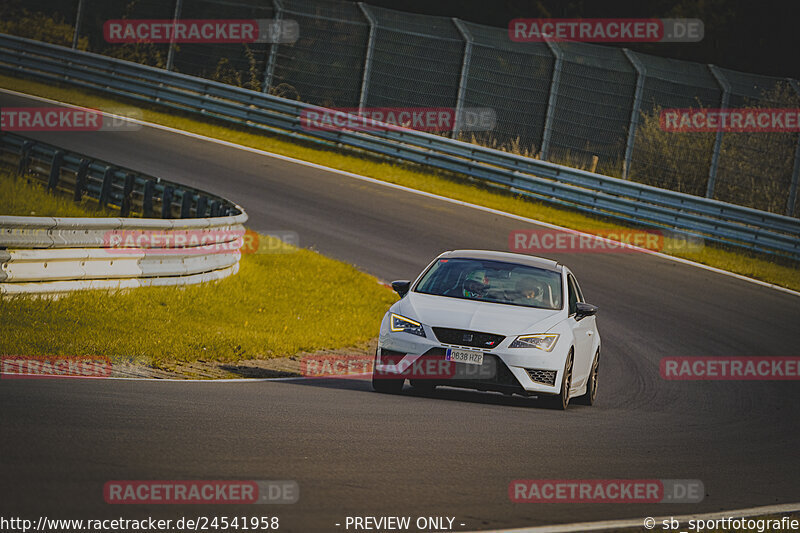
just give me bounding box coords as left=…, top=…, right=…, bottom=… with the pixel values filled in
left=567, top=272, right=594, bottom=391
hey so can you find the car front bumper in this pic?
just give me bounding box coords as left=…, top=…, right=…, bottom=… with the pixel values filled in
left=376, top=317, right=568, bottom=396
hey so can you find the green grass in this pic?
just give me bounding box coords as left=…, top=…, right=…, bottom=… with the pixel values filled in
left=0, top=252, right=395, bottom=368
left=1, top=73, right=798, bottom=292
left=0, top=169, right=117, bottom=217
left=0, top=170, right=396, bottom=367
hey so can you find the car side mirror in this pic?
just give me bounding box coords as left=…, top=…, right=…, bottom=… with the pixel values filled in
left=391, top=280, right=411, bottom=298
left=575, top=302, right=598, bottom=320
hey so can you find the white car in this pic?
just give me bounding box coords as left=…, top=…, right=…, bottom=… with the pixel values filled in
left=373, top=250, right=600, bottom=409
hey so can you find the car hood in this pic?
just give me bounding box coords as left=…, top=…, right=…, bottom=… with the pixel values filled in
left=395, top=292, right=563, bottom=336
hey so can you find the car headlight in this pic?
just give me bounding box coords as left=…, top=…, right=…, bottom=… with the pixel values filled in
left=390, top=313, right=426, bottom=337
left=509, top=333, right=559, bottom=351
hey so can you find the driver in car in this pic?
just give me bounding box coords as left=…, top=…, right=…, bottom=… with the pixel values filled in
left=462, top=270, right=490, bottom=299
left=515, top=277, right=546, bottom=306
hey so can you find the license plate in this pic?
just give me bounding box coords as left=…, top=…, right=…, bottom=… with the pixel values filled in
left=446, top=348, right=484, bottom=365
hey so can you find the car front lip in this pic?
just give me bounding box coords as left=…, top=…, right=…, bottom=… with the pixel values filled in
left=377, top=323, right=564, bottom=394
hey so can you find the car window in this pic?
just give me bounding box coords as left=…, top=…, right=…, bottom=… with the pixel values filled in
left=567, top=275, right=579, bottom=315
left=572, top=275, right=585, bottom=303
left=415, top=258, right=563, bottom=310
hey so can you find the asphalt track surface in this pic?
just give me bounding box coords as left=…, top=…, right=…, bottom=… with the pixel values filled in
left=2, top=91, right=800, bottom=532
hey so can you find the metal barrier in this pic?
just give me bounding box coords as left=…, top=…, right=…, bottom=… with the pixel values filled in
left=0, top=131, right=248, bottom=295
left=0, top=34, right=797, bottom=260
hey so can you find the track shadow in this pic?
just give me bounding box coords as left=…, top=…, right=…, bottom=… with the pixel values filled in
left=218, top=364, right=302, bottom=379
left=267, top=374, right=587, bottom=410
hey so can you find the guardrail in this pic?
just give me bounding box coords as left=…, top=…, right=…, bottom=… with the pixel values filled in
left=0, top=33, right=797, bottom=260
left=0, top=131, right=248, bottom=295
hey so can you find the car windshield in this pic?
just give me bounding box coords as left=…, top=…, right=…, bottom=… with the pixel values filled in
left=414, top=258, right=563, bottom=310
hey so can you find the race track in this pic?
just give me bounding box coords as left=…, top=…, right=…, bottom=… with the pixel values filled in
left=2, top=91, right=799, bottom=532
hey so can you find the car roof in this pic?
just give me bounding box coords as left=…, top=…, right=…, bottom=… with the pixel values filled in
left=438, top=250, right=562, bottom=273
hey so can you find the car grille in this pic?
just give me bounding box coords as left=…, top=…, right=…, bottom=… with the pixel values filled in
left=432, top=327, right=505, bottom=349
left=526, top=368, right=557, bottom=386
left=446, top=354, right=523, bottom=392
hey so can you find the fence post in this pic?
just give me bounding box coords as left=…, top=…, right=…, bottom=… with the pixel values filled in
left=165, top=0, right=184, bottom=71
left=357, top=2, right=377, bottom=111
left=262, top=0, right=283, bottom=93
left=73, top=159, right=90, bottom=202
left=48, top=151, right=64, bottom=191
left=143, top=180, right=155, bottom=218
left=99, top=167, right=115, bottom=208
left=451, top=18, right=473, bottom=140
left=120, top=173, right=135, bottom=217
left=622, top=49, right=645, bottom=179
left=18, top=141, right=34, bottom=175
left=180, top=190, right=193, bottom=218
left=161, top=186, right=174, bottom=218
left=706, top=65, right=730, bottom=199
left=787, top=79, right=800, bottom=217
left=196, top=195, right=208, bottom=218
left=541, top=38, right=563, bottom=161
left=72, top=0, right=85, bottom=50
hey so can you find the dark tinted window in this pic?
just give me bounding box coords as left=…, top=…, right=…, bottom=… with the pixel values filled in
left=567, top=275, right=579, bottom=315
left=415, top=258, right=563, bottom=310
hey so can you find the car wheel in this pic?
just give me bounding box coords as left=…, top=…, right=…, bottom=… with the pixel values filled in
left=372, top=350, right=404, bottom=394
left=543, top=351, right=573, bottom=410
left=575, top=349, right=599, bottom=406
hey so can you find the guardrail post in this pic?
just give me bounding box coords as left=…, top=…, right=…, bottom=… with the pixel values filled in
left=622, top=49, right=646, bottom=180
left=143, top=180, right=155, bottom=218
left=541, top=38, right=563, bottom=161
left=707, top=65, right=730, bottom=199
left=161, top=186, right=174, bottom=218
left=48, top=150, right=64, bottom=191
left=196, top=195, right=208, bottom=218
left=357, top=2, right=377, bottom=111
left=73, top=159, right=90, bottom=202
left=180, top=190, right=193, bottom=218
left=120, top=173, right=135, bottom=217
left=72, top=0, right=85, bottom=50
left=451, top=18, right=473, bottom=140
left=262, top=0, right=283, bottom=93
left=99, top=166, right=115, bottom=208
left=18, top=141, right=34, bottom=175
left=165, top=0, right=184, bottom=71
left=786, top=79, right=800, bottom=217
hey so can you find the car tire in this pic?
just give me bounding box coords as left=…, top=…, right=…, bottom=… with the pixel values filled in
left=574, top=349, right=599, bottom=406
left=543, top=350, right=573, bottom=410
left=372, top=350, right=404, bottom=394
